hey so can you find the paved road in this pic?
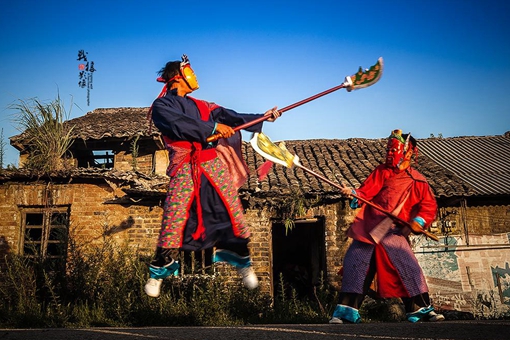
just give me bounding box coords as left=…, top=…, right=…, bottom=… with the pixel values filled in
left=1, top=321, right=508, bottom=340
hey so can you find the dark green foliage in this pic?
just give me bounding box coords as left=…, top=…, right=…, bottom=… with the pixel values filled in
left=0, top=232, right=337, bottom=328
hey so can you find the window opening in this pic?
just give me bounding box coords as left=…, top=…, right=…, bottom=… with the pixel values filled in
left=91, top=150, right=114, bottom=169
left=22, top=208, right=70, bottom=262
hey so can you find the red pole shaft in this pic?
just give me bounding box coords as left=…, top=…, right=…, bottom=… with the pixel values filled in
left=233, top=83, right=347, bottom=132
left=278, top=83, right=348, bottom=113
left=206, top=83, right=347, bottom=142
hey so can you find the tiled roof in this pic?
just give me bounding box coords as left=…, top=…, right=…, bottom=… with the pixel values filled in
left=65, top=107, right=155, bottom=140
left=10, top=107, right=154, bottom=147
left=418, top=134, right=510, bottom=196
left=0, top=167, right=169, bottom=195
left=240, top=138, right=475, bottom=203
left=9, top=106, right=508, bottom=200
left=0, top=137, right=474, bottom=203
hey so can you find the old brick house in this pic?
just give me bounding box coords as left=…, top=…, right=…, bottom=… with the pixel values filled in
left=2, top=107, right=509, bottom=317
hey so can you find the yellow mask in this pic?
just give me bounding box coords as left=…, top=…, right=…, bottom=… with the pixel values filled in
left=180, top=63, right=199, bottom=91
left=179, top=54, right=199, bottom=90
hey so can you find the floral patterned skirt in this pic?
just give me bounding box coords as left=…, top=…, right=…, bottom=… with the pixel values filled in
left=156, top=157, right=249, bottom=249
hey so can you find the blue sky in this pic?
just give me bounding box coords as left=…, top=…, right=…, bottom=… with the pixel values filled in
left=1, top=0, right=509, bottom=166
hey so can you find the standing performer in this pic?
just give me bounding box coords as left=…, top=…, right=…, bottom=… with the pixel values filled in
left=144, top=55, right=280, bottom=297
left=329, top=129, right=445, bottom=323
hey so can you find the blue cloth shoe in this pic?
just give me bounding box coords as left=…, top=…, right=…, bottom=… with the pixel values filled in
left=148, top=259, right=180, bottom=279
left=144, top=260, right=180, bottom=298
left=213, top=249, right=251, bottom=268
left=406, top=305, right=435, bottom=323
left=330, top=304, right=361, bottom=324
left=213, top=249, right=258, bottom=289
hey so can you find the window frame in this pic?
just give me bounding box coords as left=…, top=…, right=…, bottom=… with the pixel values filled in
left=19, top=206, right=70, bottom=260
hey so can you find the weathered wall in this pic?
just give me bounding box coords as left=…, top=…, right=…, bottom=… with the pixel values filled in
left=114, top=149, right=155, bottom=174
left=243, top=209, right=273, bottom=294
left=436, top=205, right=510, bottom=236
left=415, top=233, right=510, bottom=317
left=0, top=184, right=352, bottom=296
left=0, top=182, right=161, bottom=258
left=1, top=179, right=509, bottom=316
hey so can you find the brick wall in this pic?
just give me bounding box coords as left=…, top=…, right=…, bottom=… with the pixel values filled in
left=435, top=205, right=510, bottom=239
left=0, top=181, right=162, bottom=259
left=114, top=149, right=154, bottom=174
left=243, top=209, right=273, bottom=294
left=1, top=179, right=509, bottom=314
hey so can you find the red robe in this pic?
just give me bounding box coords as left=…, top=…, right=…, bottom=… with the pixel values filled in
left=343, top=164, right=437, bottom=298
left=347, top=164, right=437, bottom=244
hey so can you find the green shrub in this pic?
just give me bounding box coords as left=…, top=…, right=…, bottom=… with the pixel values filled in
left=0, top=232, right=337, bottom=328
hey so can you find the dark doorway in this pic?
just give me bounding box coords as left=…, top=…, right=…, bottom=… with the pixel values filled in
left=272, top=218, right=326, bottom=299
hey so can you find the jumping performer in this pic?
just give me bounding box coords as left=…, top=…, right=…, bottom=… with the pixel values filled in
left=330, top=129, right=445, bottom=323
left=144, top=55, right=280, bottom=297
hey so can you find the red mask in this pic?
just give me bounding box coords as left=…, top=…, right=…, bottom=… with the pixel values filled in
left=386, top=130, right=414, bottom=170
left=386, top=138, right=405, bottom=168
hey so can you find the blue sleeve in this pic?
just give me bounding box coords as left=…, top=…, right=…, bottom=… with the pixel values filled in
left=152, top=97, right=215, bottom=142
left=210, top=107, right=265, bottom=132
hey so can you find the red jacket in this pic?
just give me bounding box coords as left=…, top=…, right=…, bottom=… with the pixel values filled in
left=347, top=164, right=437, bottom=244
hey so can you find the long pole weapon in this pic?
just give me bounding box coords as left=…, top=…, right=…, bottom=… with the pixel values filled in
left=250, top=132, right=439, bottom=242
left=206, top=57, right=384, bottom=143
